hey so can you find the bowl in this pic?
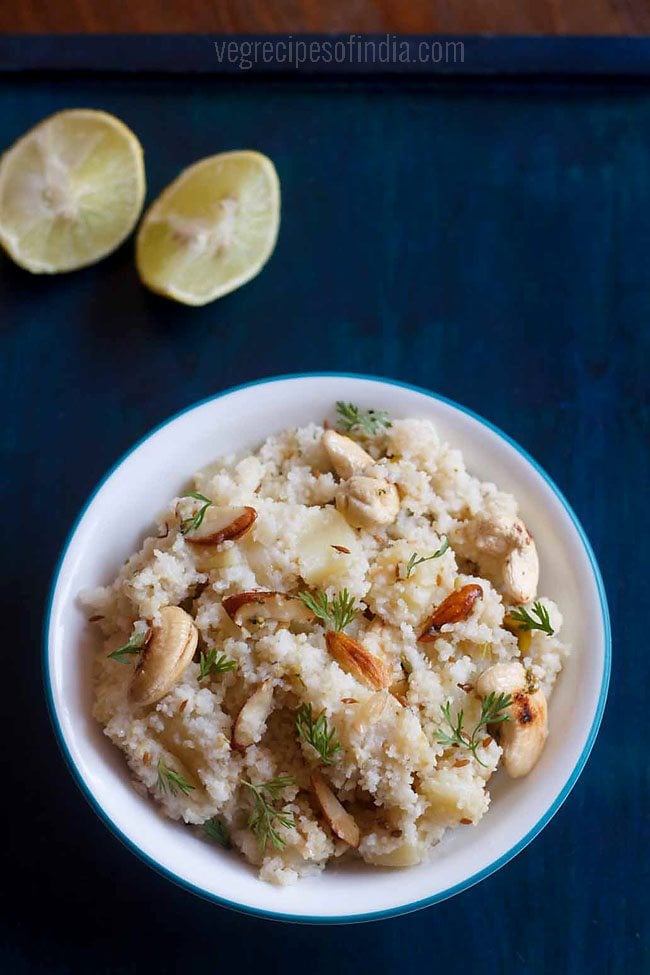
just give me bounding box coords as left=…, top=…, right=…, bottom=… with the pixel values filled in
left=44, top=373, right=610, bottom=923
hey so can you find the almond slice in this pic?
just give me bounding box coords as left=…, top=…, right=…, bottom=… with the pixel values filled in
left=129, top=606, right=197, bottom=707
left=419, top=584, right=483, bottom=642
left=231, top=679, right=274, bottom=750
left=222, top=591, right=314, bottom=627
left=310, top=771, right=360, bottom=848
left=325, top=631, right=391, bottom=690
left=184, top=505, right=256, bottom=545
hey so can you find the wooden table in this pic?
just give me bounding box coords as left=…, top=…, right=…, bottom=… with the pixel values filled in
left=1, top=0, right=649, bottom=35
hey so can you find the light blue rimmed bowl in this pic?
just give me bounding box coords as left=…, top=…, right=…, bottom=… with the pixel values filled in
left=43, top=374, right=610, bottom=924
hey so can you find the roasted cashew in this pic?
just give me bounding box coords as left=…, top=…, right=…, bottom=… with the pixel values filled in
left=336, top=475, right=399, bottom=529
left=476, top=661, right=527, bottom=697
left=322, top=429, right=374, bottom=479
left=476, top=662, right=548, bottom=778
left=503, top=540, right=539, bottom=604
left=459, top=509, right=539, bottom=604
left=129, top=606, right=198, bottom=707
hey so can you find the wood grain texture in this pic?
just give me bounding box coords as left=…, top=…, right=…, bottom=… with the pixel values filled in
left=1, top=0, right=650, bottom=35
left=1, top=72, right=647, bottom=974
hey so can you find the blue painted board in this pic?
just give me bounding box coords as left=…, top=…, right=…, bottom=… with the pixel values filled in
left=1, top=70, right=647, bottom=973
left=3, top=34, right=650, bottom=76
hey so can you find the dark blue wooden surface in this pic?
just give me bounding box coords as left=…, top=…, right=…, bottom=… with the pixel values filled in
left=1, top=71, right=647, bottom=974
left=4, top=34, right=650, bottom=76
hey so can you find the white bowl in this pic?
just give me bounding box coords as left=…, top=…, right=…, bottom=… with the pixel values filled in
left=44, top=374, right=610, bottom=923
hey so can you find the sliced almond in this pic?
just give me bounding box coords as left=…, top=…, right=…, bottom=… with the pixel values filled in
left=310, top=771, right=360, bottom=848
left=231, top=679, right=274, bottom=750
left=129, top=606, right=198, bottom=707
left=222, top=590, right=314, bottom=627
left=184, top=505, right=256, bottom=545
left=419, top=584, right=483, bottom=641
left=325, top=631, right=391, bottom=690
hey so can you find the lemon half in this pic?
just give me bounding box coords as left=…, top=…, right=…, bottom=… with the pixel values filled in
left=135, top=150, right=280, bottom=306
left=0, top=109, right=145, bottom=274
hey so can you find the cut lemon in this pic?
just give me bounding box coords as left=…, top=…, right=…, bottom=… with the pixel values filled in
left=135, top=150, right=280, bottom=306
left=0, top=109, right=145, bottom=274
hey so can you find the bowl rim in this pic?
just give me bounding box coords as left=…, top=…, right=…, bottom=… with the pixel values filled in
left=43, top=372, right=611, bottom=925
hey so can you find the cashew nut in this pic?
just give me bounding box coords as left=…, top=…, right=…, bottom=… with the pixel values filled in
left=129, top=606, right=198, bottom=707
left=476, top=662, right=548, bottom=778
left=503, top=540, right=539, bottom=605
left=468, top=511, right=528, bottom=558
left=476, top=661, right=527, bottom=697
left=322, top=429, right=374, bottom=479
left=336, top=475, right=399, bottom=529
left=459, top=509, right=539, bottom=605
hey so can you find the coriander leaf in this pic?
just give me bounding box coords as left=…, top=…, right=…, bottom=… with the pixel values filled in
left=298, top=588, right=358, bottom=632
left=241, top=777, right=296, bottom=850
left=436, top=691, right=512, bottom=768
left=258, top=775, right=297, bottom=800
left=507, top=601, right=554, bottom=636
left=107, top=627, right=150, bottom=665
left=156, top=759, right=194, bottom=797
left=180, top=491, right=213, bottom=535
left=198, top=649, right=237, bottom=681
left=335, top=401, right=392, bottom=437
left=295, top=703, right=342, bottom=765
left=203, top=816, right=231, bottom=848
left=404, top=536, right=450, bottom=579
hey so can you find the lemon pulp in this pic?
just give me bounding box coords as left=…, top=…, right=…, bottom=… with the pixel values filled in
left=0, top=108, right=145, bottom=274
left=136, top=150, right=280, bottom=305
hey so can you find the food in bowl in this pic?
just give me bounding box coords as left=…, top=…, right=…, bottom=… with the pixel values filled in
left=82, top=402, right=569, bottom=885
